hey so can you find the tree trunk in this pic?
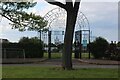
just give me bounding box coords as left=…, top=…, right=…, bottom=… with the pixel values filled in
left=45, top=0, right=81, bottom=70
left=62, top=10, right=78, bottom=70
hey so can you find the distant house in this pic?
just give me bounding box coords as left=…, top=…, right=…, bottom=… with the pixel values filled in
left=0, top=38, right=9, bottom=43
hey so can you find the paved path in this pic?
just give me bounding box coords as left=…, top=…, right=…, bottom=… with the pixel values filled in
left=78, top=59, right=120, bottom=65
left=2, top=59, right=119, bottom=68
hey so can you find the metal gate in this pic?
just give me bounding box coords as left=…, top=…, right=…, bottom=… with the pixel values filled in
left=39, top=7, right=91, bottom=59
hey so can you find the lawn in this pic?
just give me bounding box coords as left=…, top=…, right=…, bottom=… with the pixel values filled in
left=44, top=53, right=62, bottom=59
left=2, top=66, right=118, bottom=78
left=0, top=65, right=1, bottom=79
left=43, top=53, right=93, bottom=59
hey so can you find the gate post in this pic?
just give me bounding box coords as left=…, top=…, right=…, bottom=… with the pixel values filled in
left=48, top=31, right=51, bottom=59
left=74, top=40, right=80, bottom=58
left=88, top=30, right=91, bottom=59
left=79, top=30, right=82, bottom=59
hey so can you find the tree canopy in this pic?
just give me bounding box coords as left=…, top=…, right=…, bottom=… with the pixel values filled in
left=0, top=2, right=47, bottom=31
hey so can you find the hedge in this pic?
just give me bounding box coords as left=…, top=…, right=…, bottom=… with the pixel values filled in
left=2, top=43, right=43, bottom=58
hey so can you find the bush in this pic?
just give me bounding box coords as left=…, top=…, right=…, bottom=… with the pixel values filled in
left=2, top=43, right=22, bottom=58
left=90, top=37, right=109, bottom=59
left=2, top=37, right=44, bottom=58
left=19, top=37, right=44, bottom=58
left=19, top=43, right=43, bottom=58
left=117, top=42, right=120, bottom=47
left=105, top=42, right=120, bottom=61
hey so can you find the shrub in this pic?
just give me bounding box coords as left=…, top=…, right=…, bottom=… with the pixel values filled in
left=90, top=37, right=109, bottom=59
left=19, top=37, right=44, bottom=58
left=106, top=42, right=120, bottom=61
left=117, top=42, right=120, bottom=47
left=2, top=37, right=44, bottom=58
left=19, top=43, right=43, bottom=58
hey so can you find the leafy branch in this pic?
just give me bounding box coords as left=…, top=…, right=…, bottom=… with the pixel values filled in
left=0, top=2, right=47, bottom=31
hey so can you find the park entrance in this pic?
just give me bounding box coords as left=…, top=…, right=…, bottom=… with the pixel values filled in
left=40, top=7, right=91, bottom=59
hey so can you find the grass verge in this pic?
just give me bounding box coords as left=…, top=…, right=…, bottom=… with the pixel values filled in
left=43, top=53, right=93, bottom=59
left=2, top=66, right=118, bottom=78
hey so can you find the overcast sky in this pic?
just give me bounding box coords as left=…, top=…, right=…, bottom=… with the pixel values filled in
left=0, top=0, right=119, bottom=43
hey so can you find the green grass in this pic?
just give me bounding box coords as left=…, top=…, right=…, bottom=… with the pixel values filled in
left=44, top=53, right=62, bottom=59
left=2, top=66, right=118, bottom=78
left=44, top=53, right=93, bottom=59
left=0, top=66, right=2, bottom=79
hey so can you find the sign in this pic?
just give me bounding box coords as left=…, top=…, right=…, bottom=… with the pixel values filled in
left=83, top=40, right=87, bottom=47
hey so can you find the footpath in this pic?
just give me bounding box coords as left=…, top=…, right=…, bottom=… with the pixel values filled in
left=2, top=58, right=120, bottom=65
left=78, top=59, right=120, bottom=65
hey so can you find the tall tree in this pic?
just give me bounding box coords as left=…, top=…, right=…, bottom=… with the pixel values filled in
left=0, top=2, right=47, bottom=31
left=45, top=0, right=81, bottom=70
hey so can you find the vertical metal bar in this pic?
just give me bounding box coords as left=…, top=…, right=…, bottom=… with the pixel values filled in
left=48, top=31, right=51, bottom=59
left=88, top=30, right=91, bottom=59
left=79, top=30, right=82, bottom=59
